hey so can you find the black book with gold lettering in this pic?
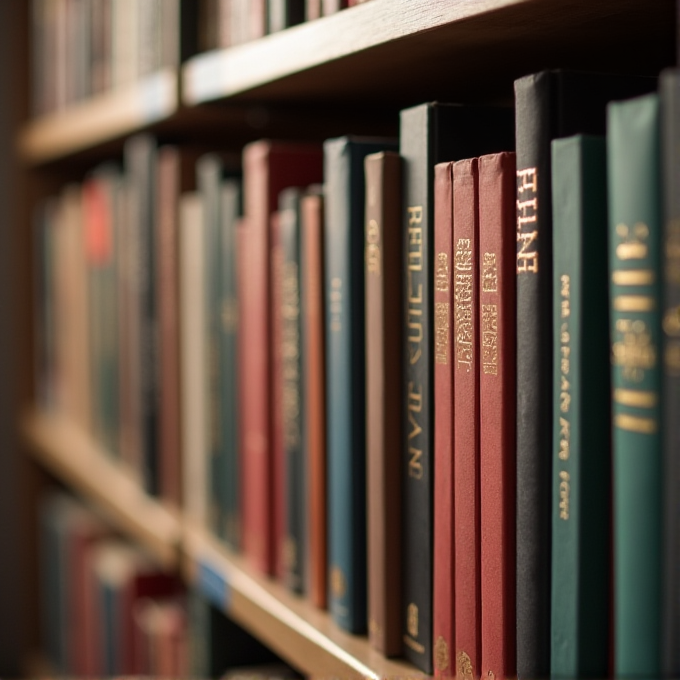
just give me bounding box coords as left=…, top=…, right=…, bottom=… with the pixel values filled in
left=399, top=103, right=513, bottom=673
left=514, top=70, right=655, bottom=679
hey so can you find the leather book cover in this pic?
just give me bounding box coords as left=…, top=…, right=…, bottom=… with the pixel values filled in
left=514, top=70, right=655, bottom=678
left=432, top=160, right=454, bottom=677
left=278, top=187, right=306, bottom=593
left=608, top=93, right=662, bottom=677
left=241, top=140, right=322, bottom=575
left=453, top=158, right=481, bottom=679
left=300, top=188, right=327, bottom=608
left=478, top=152, right=517, bottom=680
left=364, top=151, right=403, bottom=656
left=324, top=136, right=397, bottom=634
left=156, top=146, right=197, bottom=508
left=661, top=69, right=680, bottom=677
left=400, top=102, right=514, bottom=673
left=550, top=136, right=609, bottom=679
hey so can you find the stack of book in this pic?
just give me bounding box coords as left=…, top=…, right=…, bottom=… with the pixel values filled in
left=36, top=65, right=680, bottom=677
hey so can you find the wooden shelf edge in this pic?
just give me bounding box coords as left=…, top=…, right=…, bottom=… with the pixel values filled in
left=21, top=408, right=180, bottom=569
left=19, top=69, right=178, bottom=165
left=182, top=525, right=425, bottom=679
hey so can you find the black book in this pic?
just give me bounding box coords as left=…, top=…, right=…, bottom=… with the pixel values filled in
left=661, top=68, right=680, bottom=678
left=125, top=135, right=159, bottom=495
left=399, top=102, right=514, bottom=673
left=278, top=187, right=306, bottom=593
left=514, top=70, right=656, bottom=679
left=268, top=0, right=306, bottom=33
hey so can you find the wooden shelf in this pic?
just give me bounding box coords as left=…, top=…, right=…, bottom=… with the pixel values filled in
left=183, top=525, right=424, bottom=680
left=19, top=69, right=178, bottom=166
left=182, top=0, right=673, bottom=107
left=21, top=409, right=181, bottom=569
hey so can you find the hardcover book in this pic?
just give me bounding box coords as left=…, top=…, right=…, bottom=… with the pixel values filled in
left=608, top=92, right=662, bottom=677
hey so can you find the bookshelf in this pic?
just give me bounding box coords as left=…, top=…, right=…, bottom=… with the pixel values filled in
left=13, top=0, right=676, bottom=676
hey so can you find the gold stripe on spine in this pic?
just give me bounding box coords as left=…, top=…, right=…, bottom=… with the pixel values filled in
left=613, top=295, right=656, bottom=312
left=613, top=388, right=658, bottom=408
left=615, top=413, right=658, bottom=434
left=612, top=269, right=655, bottom=286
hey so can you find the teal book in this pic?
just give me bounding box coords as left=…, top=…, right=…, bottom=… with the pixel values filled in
left=550, top=135, right=610, bottom=678
left=607, top=93, right=662, bottom=677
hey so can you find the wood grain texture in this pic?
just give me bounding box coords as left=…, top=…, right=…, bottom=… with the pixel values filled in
left=182, top=0, right=672, bottom=106
left=182, top=524, right=425, bottom=679
left=21, top=409, right=180, bottom=569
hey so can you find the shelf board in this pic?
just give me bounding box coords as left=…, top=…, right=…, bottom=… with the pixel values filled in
left=19, top=69, right=178, bottom=166
left=22, top=409, right=180, bottom=569
left=183, top=0, right=673, bottom=107
left=183, top=525, right=424, bottom=679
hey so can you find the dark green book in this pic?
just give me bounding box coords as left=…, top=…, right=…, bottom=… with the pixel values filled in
left=550, top=135, right=610, bottom=678
left=324, top=135, right=397, bottom=633
left=608, top=93, right=662, bottom=677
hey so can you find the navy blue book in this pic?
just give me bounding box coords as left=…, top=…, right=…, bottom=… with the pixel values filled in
left=324, top=135, right=397, bottom=633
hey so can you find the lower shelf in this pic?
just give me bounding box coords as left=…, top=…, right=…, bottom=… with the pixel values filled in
left=22, top=408, right=422, bottom=679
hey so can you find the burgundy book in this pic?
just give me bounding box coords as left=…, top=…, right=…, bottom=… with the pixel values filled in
left=300, top=188, right=327, bottom=608
left=432, top=160, right=455, bottom=676
left=478, top=152, right=517, bottom=680
left=453, top=157, right=481, bottom=679
left=241, top=141, right=322, bottom=575
left=364, top=151, right=403, bottom=656
left=156, top=146, right=197, bottom=507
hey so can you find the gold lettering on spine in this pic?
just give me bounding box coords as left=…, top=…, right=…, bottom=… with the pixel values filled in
left=481, top=305, right=497, bottom=375
left=407, top=206, right=423, bottom=365
left=616, top=222, right=649, bottom=260
left=407, top=382, right=423, bottom=479
left=516, top=167, right=538, bottom=273
left=281, top=260, right=300, bottom=449
left=435, top=303, right=450, bottom=365
left=436, top=252, right=449, bottom=292
left=558, top=275, right=571, bottom=466
left=482, top=252, right=497, bottom=292
left=559, top=470, right=570, bottom=520
left=366, top=218, right=381, bottom=275
left=455, top=238, right=473, bottom=370
left=613, top=319, right=655, bottom=383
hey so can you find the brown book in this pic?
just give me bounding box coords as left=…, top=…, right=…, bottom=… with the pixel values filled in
left=300, top=188, right=327, bottom=607
left=364, top=152, right=402, bottom=656
left=306, top=0, right=322, bottom=20
left=156, top=147, right=197, bottom=507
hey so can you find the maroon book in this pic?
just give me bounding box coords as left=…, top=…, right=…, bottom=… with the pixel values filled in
left=478, top=152, right=516, bottom=680
left=432, top=161, right=455, bottom=676
left=453, top=158, right=481, bottom=679
left=241, top=141, right=322, bottom=575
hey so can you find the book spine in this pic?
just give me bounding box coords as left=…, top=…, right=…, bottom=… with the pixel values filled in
left=365, top=151, right=403, bottom=656
left=514, top=72, right=553, bottom=678
left=550, top=135, right=610, bottom=679
left=453, top=158, right=481, bottom=678
left=608, top=93, right=662, bottom=677
left=661, top=68, right=680, bottom=678
left=478, top=152, right=517, bottom=680
left=306, top=0, right=322, bottom=20
left=279, top=188, right=305, bottom=592
left=301, top=191, right=327, bottom=608
left=432, top=160, right=455, bottom=676
left=400, top=104, right=434, bottom=673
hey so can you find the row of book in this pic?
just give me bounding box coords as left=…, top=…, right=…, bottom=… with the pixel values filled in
left=35, top=67, right=680, bottom=678
left=30, top=0, right=373, bottom=116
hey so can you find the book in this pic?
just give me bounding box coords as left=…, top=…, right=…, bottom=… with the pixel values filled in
left=452, top=157, right=481, bottom=679
left=364, top=151, right=403, bottom=656
left=608, top=92, right=662, bottom=677
left=432, top=160, right=455, bottom=676
left=322, top=0, right=348, bottom=14
left=399, top=102, right=514, bottom=673
left=550, top=135, right=610, bottom=679
left=268, top=0, right=305, bottom=33
left=324, top=136, right=397, bottom=633
left=241, top=140, right=322, bottom=575
left=513, top=70, right=656, bottom=678
left=478, top=151, right=517, bottom=680
left=661, top=68, right=680, bottom=678
left=300, top=187, right=327, bottom=608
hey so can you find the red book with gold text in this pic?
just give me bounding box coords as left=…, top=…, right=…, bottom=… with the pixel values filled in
left=241, top=141, right=322, bottom=575
left=453, top=158, right=481, bottom=679
left=432, top=160, right=455, bottom=676
left=478, top=152, right=517, bottom=680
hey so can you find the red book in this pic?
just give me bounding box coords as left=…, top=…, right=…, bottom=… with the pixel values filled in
left=241, top=141, right=322, bottom=575
left=453, top=157, right=481, bottom=679
left=432, top=160, right=455, bottom=676
left=478, top=152, right=516, bottom=680
left=301, top=189, right=327, bottom=608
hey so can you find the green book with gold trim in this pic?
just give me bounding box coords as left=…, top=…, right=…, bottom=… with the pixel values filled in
left=607, top=92, right=662, bottom=677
